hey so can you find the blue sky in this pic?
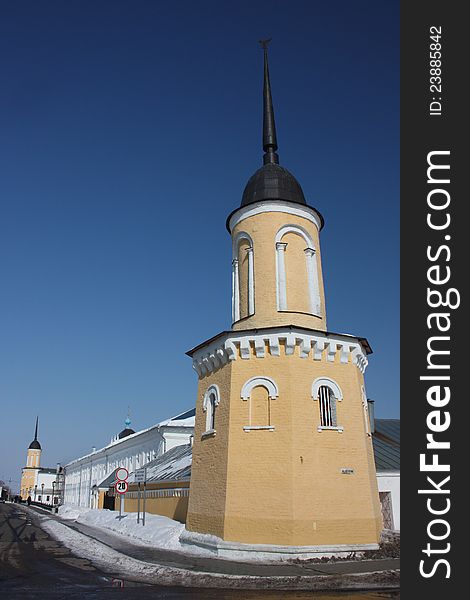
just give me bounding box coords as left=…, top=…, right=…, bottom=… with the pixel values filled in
left=0, top=1, right=399, bottom=491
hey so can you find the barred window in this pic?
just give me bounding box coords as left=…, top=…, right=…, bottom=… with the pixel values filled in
left=318, top=385, right=337, bottom=427
left=312, top=377, right=343, bottom=432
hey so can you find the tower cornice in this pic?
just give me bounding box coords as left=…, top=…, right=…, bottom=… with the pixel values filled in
left=226, top=199, right=324, bottom=233
left=187, top=325, right=371, bottom=378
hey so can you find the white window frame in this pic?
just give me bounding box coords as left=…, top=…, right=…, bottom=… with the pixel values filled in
left=241, top=376, right=278, bottom=431
left=312, top=377, right=344, bottom=433
left=361, top=385, right=371, bottom=436
left=202, top=384, right=220, bottom=437
left=275, top=225, right=321, bottom=315
left=232, top=231, right=255, bottom=322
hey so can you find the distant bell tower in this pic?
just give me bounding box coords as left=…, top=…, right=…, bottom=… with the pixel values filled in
left=183, top=43, right=382, bottom=558
left=20, top=417, right=42, bottom=499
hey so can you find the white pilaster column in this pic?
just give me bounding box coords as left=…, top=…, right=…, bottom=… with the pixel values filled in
left=232, top=258, right=240, bottom=322
left=304, top=247, right=321, bottom=315
left=246, top=246, right=255, bottom=316
left=276, top=242, right=288, bottom=310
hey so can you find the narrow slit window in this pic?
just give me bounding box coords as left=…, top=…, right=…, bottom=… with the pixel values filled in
left=210, top=393, right=217, bottom=430
left=203, top=385, right=220, bottom=434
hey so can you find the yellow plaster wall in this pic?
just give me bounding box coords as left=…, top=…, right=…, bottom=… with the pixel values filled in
left=20, top=449, right=41, bottom=499
left=187, top=348, right=382, bottom=547
left=232, top=211, right=327, bottom=331
left=116, top=481, right=190, bottom=524
left=20, top=468, right=38, bottom=500
left=186, top=363, right=233, bottom=537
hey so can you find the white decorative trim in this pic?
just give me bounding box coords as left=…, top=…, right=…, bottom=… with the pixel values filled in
left=228, top=201, right=322, bottom=233
left=275, top=224, right=314, bottom=246
left=304, top=247, right=321, bottom=314
left=241, top=376, right=279, bottom=400
left=312, top=377, right=343, bottom=401
left=243, top=426, right=275, bottom=431
left=231, top=259, right=240, bottom=323
left=317, top=426, right=344, bottom=433
left=201, top=429, right=216, bottom=439
left=191, top=328, right=369, bottom=377
left=232, top=232, right=255, bottom=320
left=361, top=385, right=371, bottom=436
left=246, top=246, right=255, bottom=316
left=313, top=339, right=325, bottom=360
left=203, top=385, right=221, bottom=408
left=275, top=225, right=321, bottom=316
left=232, top=230, right=254, bottom=255
left=203, top=385, right=220, bottom=434
left=275, top=242, right=288, bottom=310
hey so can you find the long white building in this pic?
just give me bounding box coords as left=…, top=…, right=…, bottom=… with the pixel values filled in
left=64, top=410, right=194, bottom=508
left=63, top=407, right=399, bottom=532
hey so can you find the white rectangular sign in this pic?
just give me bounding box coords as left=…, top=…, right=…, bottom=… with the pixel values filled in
left=135, top=468, right=147, bottom=483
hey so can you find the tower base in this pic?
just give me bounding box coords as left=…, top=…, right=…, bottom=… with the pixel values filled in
left=180, top=529, right=379, bottom=561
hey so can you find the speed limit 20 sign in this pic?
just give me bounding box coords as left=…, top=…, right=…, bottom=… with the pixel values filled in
left=115, top=480, right=128, bottom=494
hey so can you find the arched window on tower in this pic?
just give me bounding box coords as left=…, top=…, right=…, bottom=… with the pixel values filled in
left=318, top=385, right=336, bottom=427
left=241, top=376, right=279, bottom=431
left=202, top=385, right=221, bottom=436
left=312, top=378, right=344, bottom=432
left=232, top=232, right=254, bottom=322
left=275, top=225, right=321, bottom=315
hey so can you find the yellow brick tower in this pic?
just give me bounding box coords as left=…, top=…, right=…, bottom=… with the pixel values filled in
left=183, top=43, right=382, bottom=559
left=20, top=417, right=42, bottom=500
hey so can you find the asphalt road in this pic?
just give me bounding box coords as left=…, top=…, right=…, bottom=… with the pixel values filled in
left=0, top=502, right=398, bottom=599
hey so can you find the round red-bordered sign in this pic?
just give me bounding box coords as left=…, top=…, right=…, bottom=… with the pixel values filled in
left=115, top=467, right=129, bottom=482
left=115, top=480, right=128, bottom=494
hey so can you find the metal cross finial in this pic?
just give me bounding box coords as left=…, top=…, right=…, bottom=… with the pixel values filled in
left=258, top=38, right=272, bottom=50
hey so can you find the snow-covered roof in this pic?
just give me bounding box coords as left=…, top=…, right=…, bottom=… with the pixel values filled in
left=157, top=408, right=195, bottom=428
left=133, top=443, right=192, bottom=483
left=97, top=443, right=192, bottom=488
left=65, top=408, right=195, bottom=467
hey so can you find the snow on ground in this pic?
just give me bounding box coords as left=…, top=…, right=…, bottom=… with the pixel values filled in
left=58, top=504, right=188, bottom=553
left=31, top=508, right=339, bottom=589
left=36, top=513, right=247, bottom=587
left=19, top=505, right=398, bottom=590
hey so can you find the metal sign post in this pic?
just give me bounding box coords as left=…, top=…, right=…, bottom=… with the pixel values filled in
left=135, top=468, right=146, bottom=526
left=143, top=479, right=146, bottom=526
left=115, top=468, right=129, bottom=520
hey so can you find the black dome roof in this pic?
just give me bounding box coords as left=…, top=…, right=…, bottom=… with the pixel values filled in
left=241, top=163, right=306, bottom=207
left=29, top=439, right=41, bottom=450
left=226, top=44, right=324, bottom=232
left=118, top=427, right=135, bottom=440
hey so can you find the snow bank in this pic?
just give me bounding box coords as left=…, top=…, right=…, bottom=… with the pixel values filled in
left=39, top=513, right=375, bottom=590
left=58, top=504, right=186, bottom=552
left=58, top=504, right=91, bottom=521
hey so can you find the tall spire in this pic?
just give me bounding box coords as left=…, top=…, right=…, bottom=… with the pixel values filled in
left=259, top=39, right=279, bottom=165
left=28, top=416, right=41, bottom=450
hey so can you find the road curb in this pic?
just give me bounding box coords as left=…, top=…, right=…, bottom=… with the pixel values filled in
left=24, top=506, right=400, bottom=591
